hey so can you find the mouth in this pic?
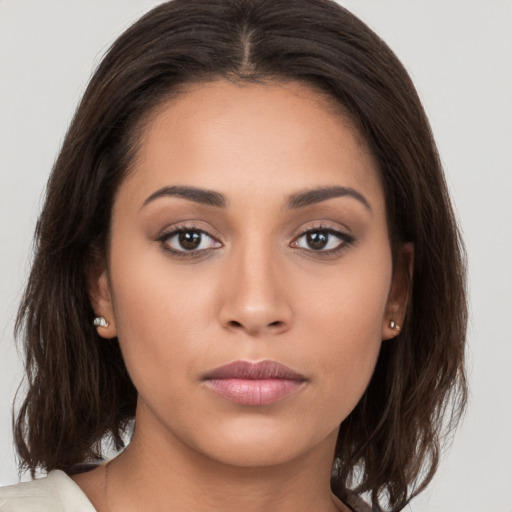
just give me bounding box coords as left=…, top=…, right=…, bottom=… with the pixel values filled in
left=202, top=360, right=307, bottom=406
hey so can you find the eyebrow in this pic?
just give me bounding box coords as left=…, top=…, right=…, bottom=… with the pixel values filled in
left=286, top=186, right=372, bottom=212
left=141, top=184, right=371, bottom=212
left=142, top=185, right=226, bottom=209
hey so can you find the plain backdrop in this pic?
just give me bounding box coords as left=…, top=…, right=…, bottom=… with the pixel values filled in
left=1, top=1, right=511, bottom=511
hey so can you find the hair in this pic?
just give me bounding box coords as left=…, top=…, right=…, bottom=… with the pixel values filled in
left=14, top=1, right=467, bottom=510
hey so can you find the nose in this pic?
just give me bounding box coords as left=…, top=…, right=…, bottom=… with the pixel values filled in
left=218, top=242, right=293, bottom=337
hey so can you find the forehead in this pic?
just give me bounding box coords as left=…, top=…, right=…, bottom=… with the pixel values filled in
left=121, top=79, right=384, bottom=212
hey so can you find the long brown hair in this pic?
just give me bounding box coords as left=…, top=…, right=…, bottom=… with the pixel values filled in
left=14, top=1, right=467, bottom=510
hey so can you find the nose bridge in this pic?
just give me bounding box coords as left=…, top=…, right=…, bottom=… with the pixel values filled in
left=219, top=231, right=292, bottom=335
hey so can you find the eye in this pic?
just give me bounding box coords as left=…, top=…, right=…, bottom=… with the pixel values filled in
left=159, top=228, right=222, bottom=254
left=291, top=228, right=352, bottom=252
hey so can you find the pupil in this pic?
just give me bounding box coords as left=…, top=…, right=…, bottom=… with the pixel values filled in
left=179, top=231, right=201, bottom=250
left=307, top=231, right=328, bottom=250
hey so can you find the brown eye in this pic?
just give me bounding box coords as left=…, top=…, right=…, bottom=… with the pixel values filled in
left=292, top=228, right=352, bottom=253
left=160, top=229, right=221, bottom=254
left=305, top=231, right=329, bottom=250
left=178, top=231, right=202, bottom=250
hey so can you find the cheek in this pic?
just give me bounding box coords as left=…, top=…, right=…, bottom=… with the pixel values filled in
left=107, top=245, right=213, bottom=394
left=299, top=252, right=391, bottom=404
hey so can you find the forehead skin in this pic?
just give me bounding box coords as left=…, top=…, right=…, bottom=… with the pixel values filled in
left=120, top=79, right=384, bottom=223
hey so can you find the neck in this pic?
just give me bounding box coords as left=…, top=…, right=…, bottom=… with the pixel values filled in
left=103, top=413, right=345, bottom=512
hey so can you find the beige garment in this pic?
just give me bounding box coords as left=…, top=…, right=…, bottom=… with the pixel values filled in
left=0, top=470, right=372, bottom=512
left=0, top=470, right=96, bottom=511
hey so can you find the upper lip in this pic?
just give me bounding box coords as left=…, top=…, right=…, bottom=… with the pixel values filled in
left=203, top=360, right=307, bottom=381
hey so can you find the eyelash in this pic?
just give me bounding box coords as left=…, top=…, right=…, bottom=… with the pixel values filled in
left=157, top=224, right=354, bottom=259
left=157, top=224, right=221, bottom=259
left=291, top=225, right=355, bottom=257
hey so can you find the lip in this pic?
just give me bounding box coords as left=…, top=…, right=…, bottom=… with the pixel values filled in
left=202, top=360, right=307, bottom=406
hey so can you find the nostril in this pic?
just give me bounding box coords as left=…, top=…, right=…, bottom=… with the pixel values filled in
left=226, top=319, right=284, bottom=331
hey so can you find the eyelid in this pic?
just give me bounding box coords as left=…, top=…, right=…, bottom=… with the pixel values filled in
left=155, top=220, right=354, bottom=259
left=156, top=220, right=222, bottom=242
left=157, top=223, right=223, bottom=257
left=290, top=222, right=355, bottom=254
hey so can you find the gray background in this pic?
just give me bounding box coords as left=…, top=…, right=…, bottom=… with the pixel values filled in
left=1, top=1, right=511, bottom=511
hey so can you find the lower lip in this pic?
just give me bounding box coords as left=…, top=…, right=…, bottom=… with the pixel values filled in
left=204, top=378, right=305, bottom=405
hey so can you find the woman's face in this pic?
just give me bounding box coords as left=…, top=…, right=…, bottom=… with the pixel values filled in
left=93, top=80, right=407, bottom=468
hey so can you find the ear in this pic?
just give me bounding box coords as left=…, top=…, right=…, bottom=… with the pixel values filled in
left=382, top=243, right=414, bottom=340
left=88, top=255, right=117, bottom=339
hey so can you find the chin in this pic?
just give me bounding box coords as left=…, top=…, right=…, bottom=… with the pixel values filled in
left=185, top=416, right=339, bottom=469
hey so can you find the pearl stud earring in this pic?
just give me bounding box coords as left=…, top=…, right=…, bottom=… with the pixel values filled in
left=389, top=320, right=401, bottom=332
left=93, top=316, right=110, bottom=328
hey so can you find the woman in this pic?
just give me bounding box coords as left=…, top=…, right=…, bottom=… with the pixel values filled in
left=0, top=0, right=467, bottom=511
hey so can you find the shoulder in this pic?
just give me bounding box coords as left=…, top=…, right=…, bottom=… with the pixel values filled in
left=0, top=470, right=97, bottom=512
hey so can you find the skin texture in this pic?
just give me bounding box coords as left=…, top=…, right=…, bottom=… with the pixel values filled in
left=78, top=80, right=410, bottom=512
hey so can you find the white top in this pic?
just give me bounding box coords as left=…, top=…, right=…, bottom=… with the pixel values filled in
left=0, top=470, right=371, bottom=512
left=0, top=470, right=97, bottom=512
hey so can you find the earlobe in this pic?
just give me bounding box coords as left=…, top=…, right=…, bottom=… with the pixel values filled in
left=88, top=261, right=117, bottom=339
left=382, top=242, right=414, bottom=340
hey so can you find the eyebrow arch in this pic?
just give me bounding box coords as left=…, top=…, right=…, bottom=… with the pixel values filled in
left=142, top=185, right=226, bottom=209
left=286, top=186, right=372, bottom=212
